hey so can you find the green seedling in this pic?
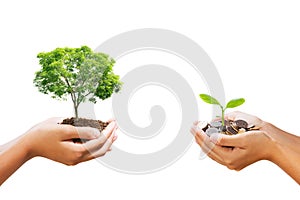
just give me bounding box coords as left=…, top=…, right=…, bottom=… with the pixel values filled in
left=199, top=94, right=245, bottom=126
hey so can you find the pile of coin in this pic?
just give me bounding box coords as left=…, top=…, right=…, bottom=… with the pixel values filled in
left=197, top=120, right=260, bottom=136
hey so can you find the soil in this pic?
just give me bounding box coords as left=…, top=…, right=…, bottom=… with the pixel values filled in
left=61, top=117, right=109, bottom=143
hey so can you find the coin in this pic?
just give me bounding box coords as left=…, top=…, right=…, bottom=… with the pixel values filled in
left=227, top=126, right=238, bottom=135
left=247, top=126, right=260, bottom=131
left=230, top=121, right=239, bottom=132
left=210, top=121, right=222, bottom=128
left=238, top=128, right=246, bottom=134
left=224, top=120, right=232, bottom=127
left=235, top=120, right=248, bottom=129
left=221, top=125, right=227, bottom=132
left=200, top=118, right=255, bottom=136
left=205, top=127, right=220, bottom=136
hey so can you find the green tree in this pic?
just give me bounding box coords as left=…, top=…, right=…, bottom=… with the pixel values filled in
left=34, top=46, right=122, bottom=118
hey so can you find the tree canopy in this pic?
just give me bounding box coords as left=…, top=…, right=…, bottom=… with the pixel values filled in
left=34, top=46, right=122, bottom=118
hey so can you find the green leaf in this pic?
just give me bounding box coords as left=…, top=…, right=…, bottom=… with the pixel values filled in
left=199, top=94, right=221, bottom=106
left=225, top=98, right=245, bottom=109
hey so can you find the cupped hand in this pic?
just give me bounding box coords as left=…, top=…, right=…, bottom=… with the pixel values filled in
left=191, top=112, right=276, bottom=170
left=25, top=118, right=118, bottom=165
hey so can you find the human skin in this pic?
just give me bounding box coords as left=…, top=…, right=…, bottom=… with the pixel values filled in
left=0, top=118, right=118, bottom=186
left=191, top=111, right=300, bottom=185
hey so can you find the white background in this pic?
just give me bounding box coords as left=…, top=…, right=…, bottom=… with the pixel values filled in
left=0, top=0, right=300, bottom=199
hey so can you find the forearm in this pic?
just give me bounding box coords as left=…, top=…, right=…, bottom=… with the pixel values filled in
left=0, top=135, right=24, bottom=152
left=263, top=122, right=300, bottom=184
left=0, top=135, right=32, bottom=186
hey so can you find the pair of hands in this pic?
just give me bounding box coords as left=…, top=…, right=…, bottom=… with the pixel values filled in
left=191, top=111, right=300, bottom=184
left=191, top=111, right=275, bottom=170
left=25, top=118, right=118, bottom=165
left=0, top=118, right=118, bottom=185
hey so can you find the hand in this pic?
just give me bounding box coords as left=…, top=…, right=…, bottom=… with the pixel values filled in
left=0, top=118, right=118, bottom=186
left=25, top=118, right=118, bottom=165
left=191, top=111, right=275, bottom=170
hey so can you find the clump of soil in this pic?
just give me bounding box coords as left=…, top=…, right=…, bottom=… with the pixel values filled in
left=61, top=117, right=109, bottom=143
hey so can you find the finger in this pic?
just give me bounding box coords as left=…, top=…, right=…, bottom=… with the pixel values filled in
left=75, top=127, right=101, bottom=140
left=58, top=124, right=101, bottom=141
left=190, top=124, right=204, bottom=136
left=191, top=126, right=212, bottom=147
left=190, top=127, right=197, bottom=137
left=192, top=127, right=217, bottom=154
left=192, top=129, right=230, bottom=164
left=200, top=137, right=239, bottom=167
left=102, top=121, right=117, bottom=138
left=91, top=136, right=113, bottom=158
left=194, top=131, right=215, bottom=154
left=56, top=124, right=78, bottom=140
left=86, top=127, right=117, bottom=160
left=191, top=126, right=228, bottom=164
left=210, top=133, right=245, bottom=147
left=206, top=146, right=230, bottom=166
left=82, top=134, right=108, bottom=152
left=64, top=128, right=116, bottom=163
left=112, top=134, right=118, bottom=142
left=195, top=135, right=226, bottom=166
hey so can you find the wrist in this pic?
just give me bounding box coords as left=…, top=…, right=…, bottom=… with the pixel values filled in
left=260, top=121, right=282, bottom=164
left=18, top=131, right=36, bottom=161
left=260, top=121, right=287, bottom=164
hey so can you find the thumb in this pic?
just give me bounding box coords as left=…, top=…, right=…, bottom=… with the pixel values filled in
left=210, top=133, right=245, bottom=147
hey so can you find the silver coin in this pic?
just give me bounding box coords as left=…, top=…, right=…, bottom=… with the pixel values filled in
left=210, top=121, right=222, bottom=128
left=205, top=127, right=220, bottom=136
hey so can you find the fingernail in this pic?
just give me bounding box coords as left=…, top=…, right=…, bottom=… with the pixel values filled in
left=113, top=135, right=118, bottom=141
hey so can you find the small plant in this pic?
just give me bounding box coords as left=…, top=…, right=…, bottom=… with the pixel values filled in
left=34, top=46, right=122, bottom=118
left=199, top=94, right=245, bottom=126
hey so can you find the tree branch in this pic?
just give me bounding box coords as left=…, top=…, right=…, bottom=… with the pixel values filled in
left=64, top=77, right=77, bottom=108
left=76, top=91, right=94, bottom=107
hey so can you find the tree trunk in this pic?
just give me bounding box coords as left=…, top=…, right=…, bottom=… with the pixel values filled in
left=74, top=104, right=78, bottom=119
left=70, top=92, right=78, bottom=119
